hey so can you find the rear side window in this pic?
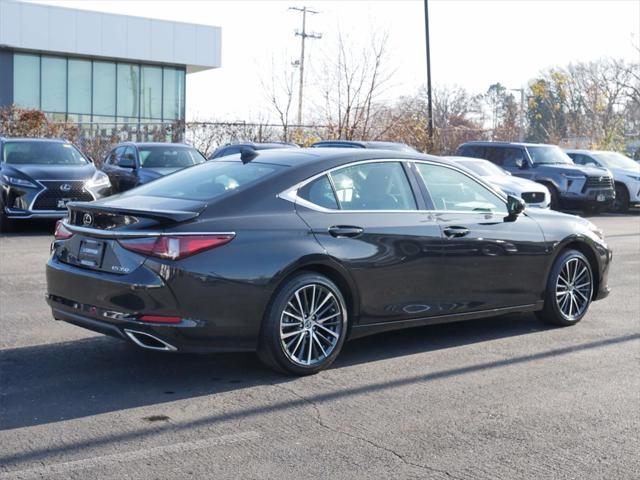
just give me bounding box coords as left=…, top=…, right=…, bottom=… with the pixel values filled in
left=298, top=175, right=339, bottom=209
left=123, top=161, right=284, bottom=201
left=457, top=145, right=486, bottom=159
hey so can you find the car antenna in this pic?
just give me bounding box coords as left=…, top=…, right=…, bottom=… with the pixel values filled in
left=240, top=146, right=259, bottom=164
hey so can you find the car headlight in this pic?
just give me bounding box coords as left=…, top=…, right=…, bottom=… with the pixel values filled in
left=85, top=171, right=111, bottom=189
left=587, top=222, right=605, bottom=241
left=1, top=174, right=38, bottom=188
left=626, top=174, right=640, bottom=181
left=561, top=173, right=586, bottom=181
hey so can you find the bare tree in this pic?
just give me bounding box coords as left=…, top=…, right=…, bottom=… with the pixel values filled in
left=262, top=57, right=296, bottom=142
left=318, top=30, right=394, bottom=140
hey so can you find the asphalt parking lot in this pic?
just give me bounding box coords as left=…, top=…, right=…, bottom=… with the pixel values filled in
left=1, top=211, right=639, bottom=480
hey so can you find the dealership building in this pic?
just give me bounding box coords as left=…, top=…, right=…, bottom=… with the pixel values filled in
left=0, top=0, right=221, bottom=136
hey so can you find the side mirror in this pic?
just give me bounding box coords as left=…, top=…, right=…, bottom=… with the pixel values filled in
left=119, top=154, right=136, bottom=169
left=506, top=194, right=526, bottom=218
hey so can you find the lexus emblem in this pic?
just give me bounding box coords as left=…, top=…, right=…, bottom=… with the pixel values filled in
left=60, top=183, right=71, bottom=192
left=82, top=213, right=93, bottom=226
left=599, top=176, right=604, bottom=182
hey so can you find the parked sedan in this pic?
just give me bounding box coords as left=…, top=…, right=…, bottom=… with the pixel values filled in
left=47, top=149, right=611, bottom=375
left=102, top=142, right=206, bottom=193
left=0, top=137, right=110, bottom=232
left=311, top=140, right=418, bottom=152
left=210, top=142, right=299, bottom=159
left=565, top=149, right=640, bottom=212
left=449, top=157, right=550, bottom=208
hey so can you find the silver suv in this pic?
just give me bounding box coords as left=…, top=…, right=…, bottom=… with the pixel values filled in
left=456, top=142, right=615, bottom=211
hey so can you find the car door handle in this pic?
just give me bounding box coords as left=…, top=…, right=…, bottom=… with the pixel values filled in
left=443, top=226, right=470, bottom=238
left=328, top=226, right=364, bottom=238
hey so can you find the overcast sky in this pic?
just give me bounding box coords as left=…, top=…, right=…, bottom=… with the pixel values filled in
left=32, top=0, right=640, bottom=122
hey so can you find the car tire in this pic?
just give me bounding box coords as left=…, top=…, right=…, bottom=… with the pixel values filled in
left=545, top=184, right=561, bottom=210
left=257, top=272, right=349, bottom=375
left=612, top=183, right=630, bottom=213
left=536, top=249, right=594, bottom=327
left=0, top=204, right=13, bottom=233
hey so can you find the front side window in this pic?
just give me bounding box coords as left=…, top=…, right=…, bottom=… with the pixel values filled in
left=328, top=162, right=416, bottom=211
left=125, top=161, right=284, bottom=201
left=3, top=142, right=87, bottom=165
left=416, top=163, right=507, bottom=214
left=138, top=146, right=206, bottom=169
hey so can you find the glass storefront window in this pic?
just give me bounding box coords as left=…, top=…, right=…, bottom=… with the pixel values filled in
left=11, top=53, right=186, bottom=125
left=68, top=59, right=91, bottom=114
left=141, top=66, right=162, bottom=119
left=163, top=67, right=185, bottom=120
left=117, top=63, right=140, bottom=120
left=13, top=54, right=40, bottom=109
left=41, top=56, right=66, bottom=112
left=93, top=61, right=116, bottom=116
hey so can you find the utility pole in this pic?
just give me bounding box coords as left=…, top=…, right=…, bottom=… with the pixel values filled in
left=423, top=0, right=434, bottom=145
left=510, top=87, right=525, bottom=141
left=289, top=6, right=321, bottom=126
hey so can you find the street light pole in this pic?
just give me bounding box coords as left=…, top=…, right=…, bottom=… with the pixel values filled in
left=424, top=0, right=434, bottom=145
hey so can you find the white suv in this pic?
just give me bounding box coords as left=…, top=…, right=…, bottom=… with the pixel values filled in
left=565, top=149, right=640, bottom=212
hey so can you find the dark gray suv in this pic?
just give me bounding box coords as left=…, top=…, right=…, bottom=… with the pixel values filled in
left=456, top=142, right=615, bottom=210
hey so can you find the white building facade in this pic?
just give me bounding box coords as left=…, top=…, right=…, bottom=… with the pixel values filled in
left=0, top=0, right=221, bottom=131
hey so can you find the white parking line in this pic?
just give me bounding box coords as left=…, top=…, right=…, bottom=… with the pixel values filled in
left=0, top=430, right=260, bottom=479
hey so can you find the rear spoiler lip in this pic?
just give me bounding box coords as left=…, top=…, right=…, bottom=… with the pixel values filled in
left=66, top=201, right=203, bottom=223
left=61, top=221, right=235, bottom=239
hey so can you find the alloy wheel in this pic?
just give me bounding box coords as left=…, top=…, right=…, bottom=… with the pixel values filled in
left=280, top=283, right=344, bottom=367
left=555, top=257, right=592, bottom=321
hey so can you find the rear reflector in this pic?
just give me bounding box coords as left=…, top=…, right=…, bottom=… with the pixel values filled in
left=54, top=220, right=73, bottom=240
left=138, top=315, right=182, bottom=324
left=118, top=234, right=234, bottom=260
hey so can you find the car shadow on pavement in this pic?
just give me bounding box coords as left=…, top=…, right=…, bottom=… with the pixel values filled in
left=0, top=219, right=56, bottom=238
left=2, top=322, right=638, bottom=468
left=2, top=313, right=551, bottom=431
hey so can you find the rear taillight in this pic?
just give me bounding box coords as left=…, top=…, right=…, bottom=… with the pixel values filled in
left=118, top=234, right=234, bottom=260
left=54, top=220, right=73, bottom=240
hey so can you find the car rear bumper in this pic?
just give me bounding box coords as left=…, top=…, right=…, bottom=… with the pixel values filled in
left=5, top=207, right=67, bottom=219
left=46, top=256, right=258, bottom=353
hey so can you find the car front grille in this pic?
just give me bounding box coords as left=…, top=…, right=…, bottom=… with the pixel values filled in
left=584, top=175, right=613, bottom=190
left=32, top=181, right=94, bottom=211
left=521, top=192, right=546, bottom=204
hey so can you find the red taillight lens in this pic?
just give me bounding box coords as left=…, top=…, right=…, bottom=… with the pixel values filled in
left=138, top=315, right=182, bottom=324
left=118, top=234, right=234, bottom=260
left=54, top=220, right=73, bottom=240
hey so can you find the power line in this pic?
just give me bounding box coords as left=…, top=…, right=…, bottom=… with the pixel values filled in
left=289, top=6, right=322, bottom=126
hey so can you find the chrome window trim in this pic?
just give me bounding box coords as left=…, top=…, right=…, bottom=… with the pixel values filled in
left=62, top=222, right=235, bottom=239
left=278, top=158, right=510, bottom=214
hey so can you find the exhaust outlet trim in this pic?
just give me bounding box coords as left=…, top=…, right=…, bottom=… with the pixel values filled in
left=124, top=329, right=178, bottom=352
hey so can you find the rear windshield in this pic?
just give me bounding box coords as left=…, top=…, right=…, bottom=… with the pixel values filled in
left=138, top=146, right=206, bottom=168
left=123, top=160, right=285, bottom=201
left=2, top=141, right=88, bottom=165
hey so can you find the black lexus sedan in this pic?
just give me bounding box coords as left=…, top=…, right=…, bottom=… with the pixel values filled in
left=0, top=137, right=110, bottom=232
left=101, top=142, right=206, bottom=193
left=46, top=148, right=612, bottom=375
